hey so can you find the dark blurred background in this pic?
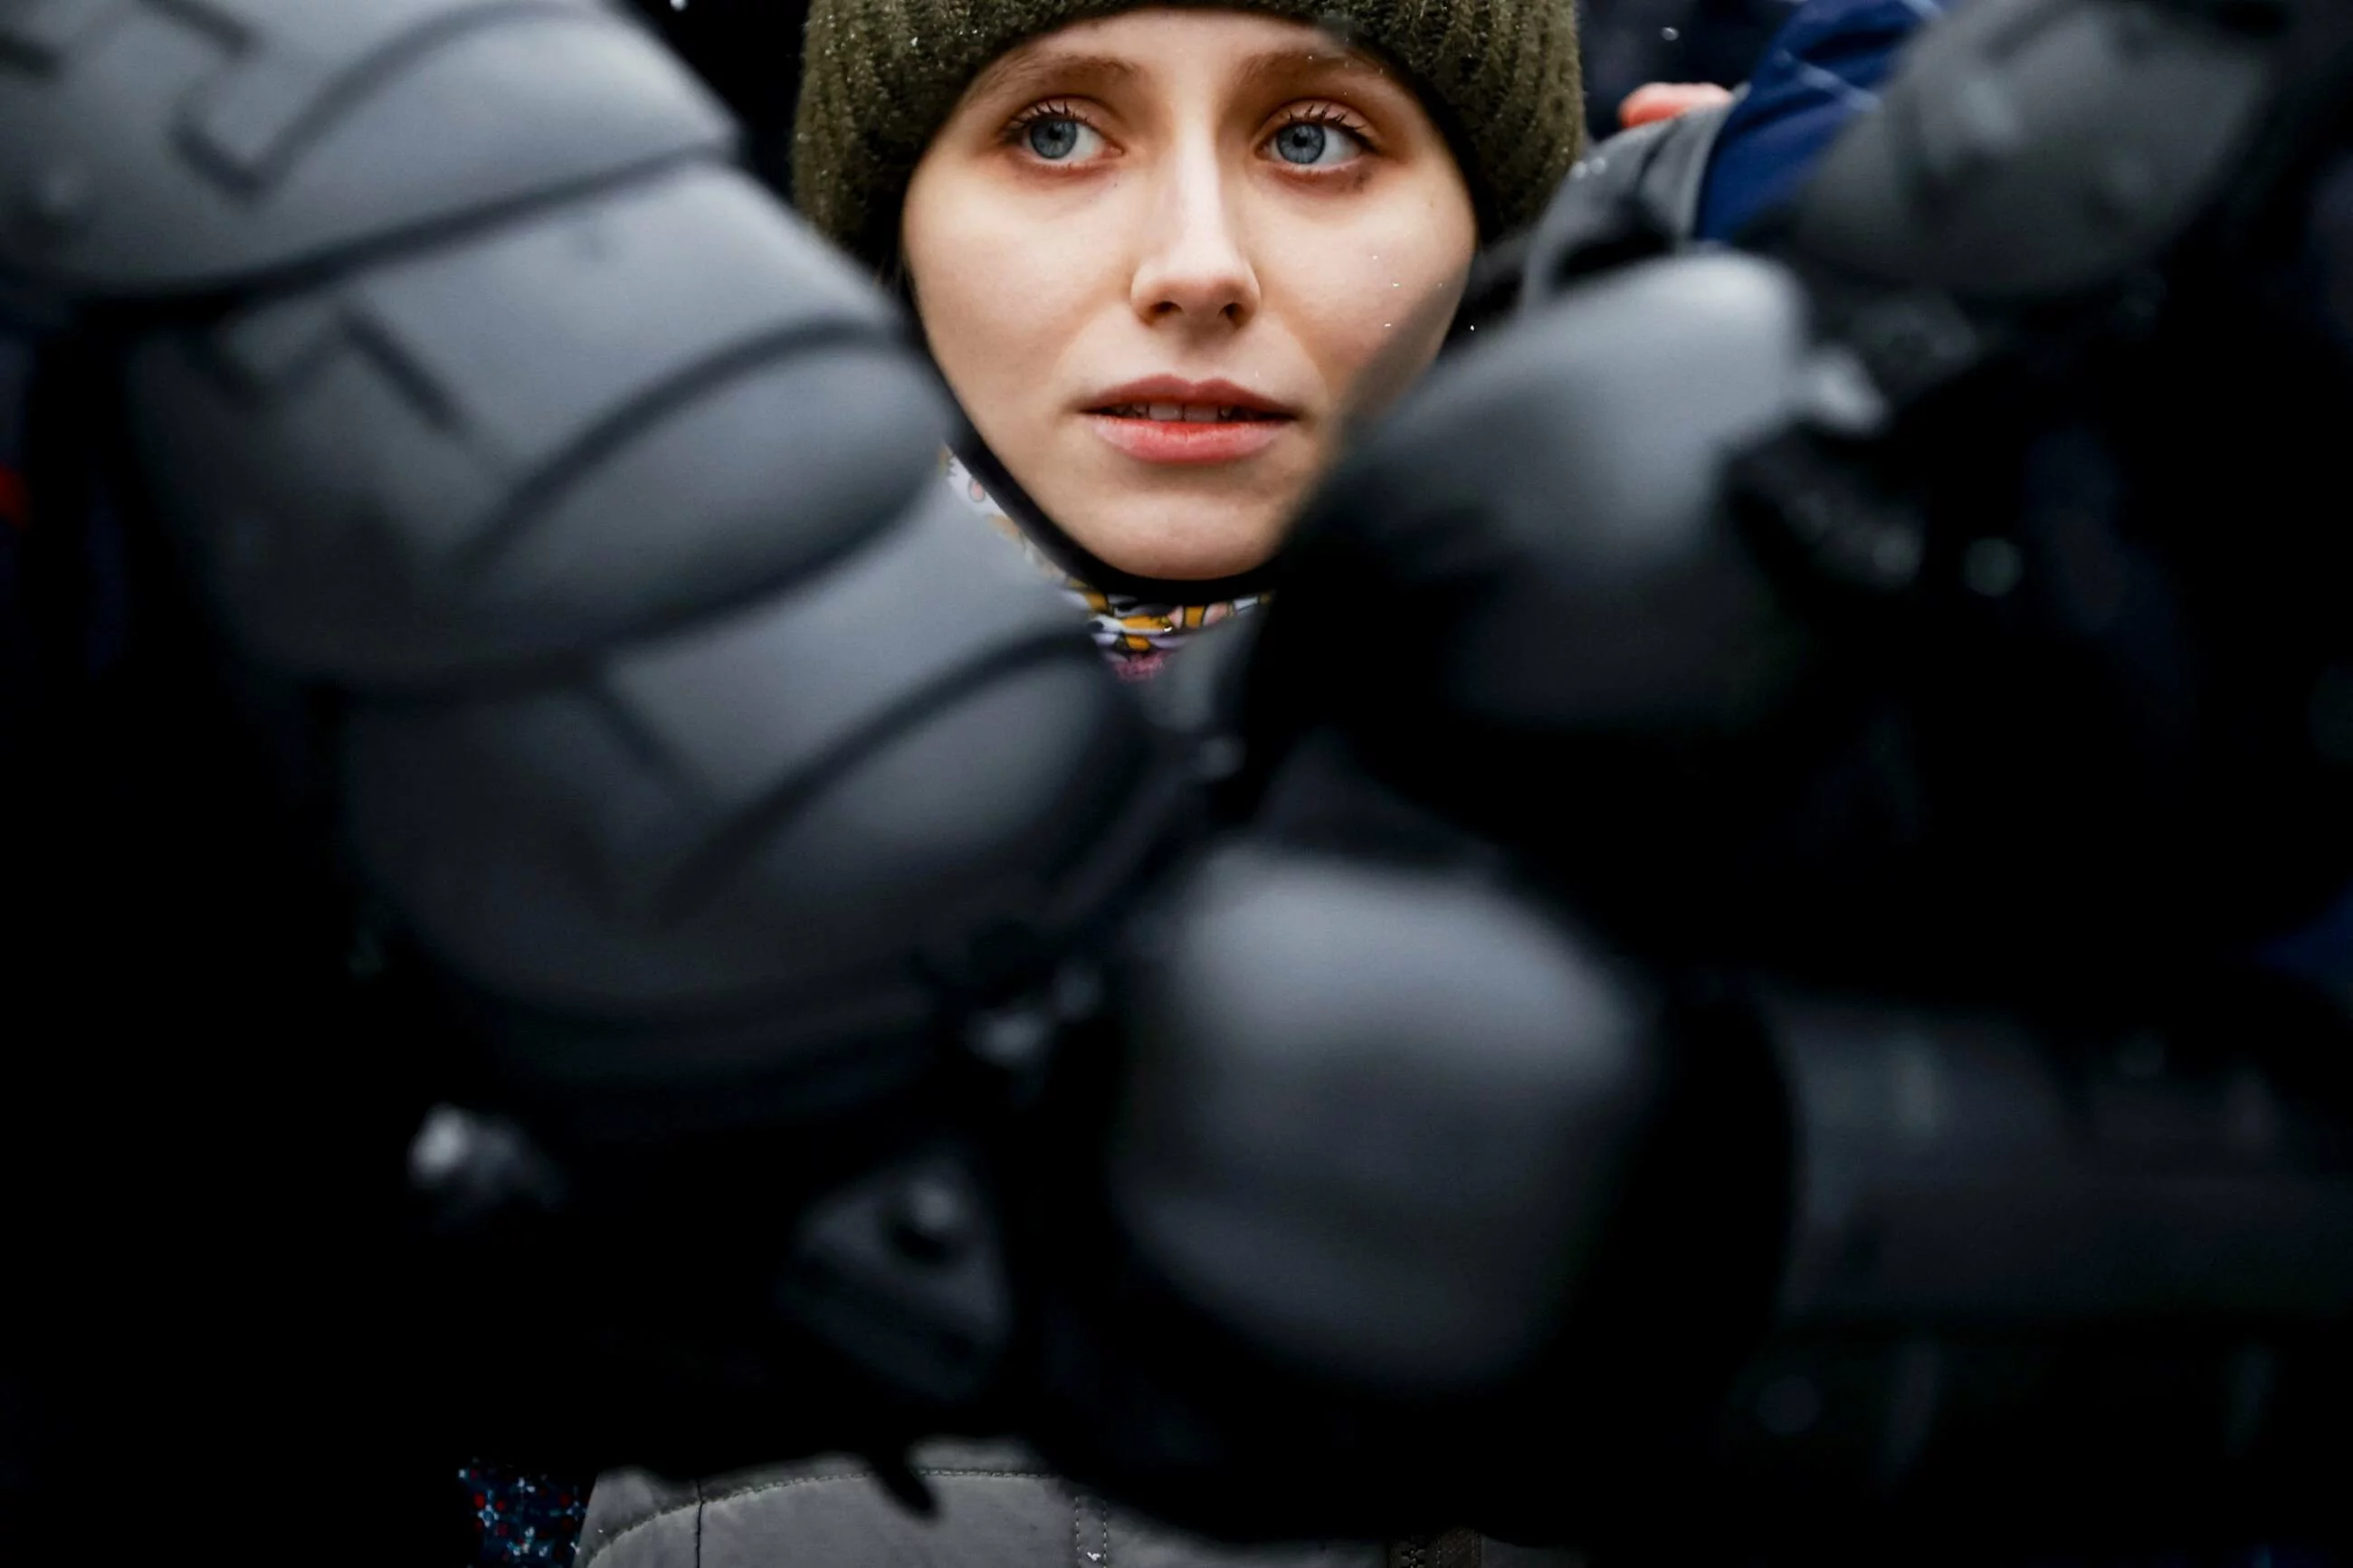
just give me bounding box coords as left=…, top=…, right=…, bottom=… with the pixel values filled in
left=1576, top=0, right=1796, bottom=139
left=624, top=0, right=814, bottom=196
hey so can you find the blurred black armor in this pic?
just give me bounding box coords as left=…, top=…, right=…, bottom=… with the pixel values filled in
left=5, top=0, right=2353, bottom=1561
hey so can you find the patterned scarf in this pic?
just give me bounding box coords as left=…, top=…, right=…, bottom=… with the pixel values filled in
left=944, top=451, right=1267, bottom=683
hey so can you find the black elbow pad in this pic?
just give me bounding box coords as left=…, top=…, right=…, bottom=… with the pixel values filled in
left=18, top=0, right=1186, bottom=1145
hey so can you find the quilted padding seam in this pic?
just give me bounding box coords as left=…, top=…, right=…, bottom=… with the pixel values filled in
left=579, top=1466, right=1065, bottom=1564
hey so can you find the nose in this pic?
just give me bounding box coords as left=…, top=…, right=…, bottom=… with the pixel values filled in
left=1129, top=142, right=1260, bottom=330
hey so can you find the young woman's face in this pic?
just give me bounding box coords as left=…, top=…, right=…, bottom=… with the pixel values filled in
left=902, top=8, right=1479, bottom=581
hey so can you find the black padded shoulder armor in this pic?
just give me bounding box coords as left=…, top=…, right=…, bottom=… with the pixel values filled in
left=1789, top=0, right=2283, bottom=299
left=343, top=476, right=1165, bottom=1137
left=0, top=0, right=728, bottom=305
left=136, top=167, right=1167, bottom=1134
left=124, top=162, right=908, bottom=681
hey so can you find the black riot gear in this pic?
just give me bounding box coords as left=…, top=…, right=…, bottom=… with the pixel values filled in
left=11, top=0, right=2353, bottom=1559
left=1224, top=0, right=2353, bottom=1546
left=0, top=0, right=1179, bottom=1544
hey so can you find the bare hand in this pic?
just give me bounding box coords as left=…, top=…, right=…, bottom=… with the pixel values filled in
left=1618, top=81, right=1736, bottom=129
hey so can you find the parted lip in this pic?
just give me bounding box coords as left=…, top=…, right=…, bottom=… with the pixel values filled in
left=1081, top=375, right=1296, bottom=417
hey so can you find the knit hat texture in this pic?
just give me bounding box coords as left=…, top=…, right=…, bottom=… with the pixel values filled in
left=793, top=0, right=1584, bottom=270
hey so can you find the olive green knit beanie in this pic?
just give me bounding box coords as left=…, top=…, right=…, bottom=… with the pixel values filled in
left=792, top=0, right=1585, bottom=271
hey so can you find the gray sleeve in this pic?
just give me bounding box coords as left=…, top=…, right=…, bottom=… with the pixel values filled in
left=577, top=1440, right=1402, bottom=1568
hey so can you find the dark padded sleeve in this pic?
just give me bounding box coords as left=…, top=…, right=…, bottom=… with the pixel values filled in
left=1110, top=841, right=1667, bottom=1395
left=1243, top=251, right=1824, bottom=897
left=1787, top=0, right=2280, bottom=299
left=1695, top=987, right=2353, bottom=1550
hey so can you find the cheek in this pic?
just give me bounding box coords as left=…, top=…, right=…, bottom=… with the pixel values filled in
left=1276, top=189, right=1474, bottom=417
left=905, top=184, right=1102, bottom=427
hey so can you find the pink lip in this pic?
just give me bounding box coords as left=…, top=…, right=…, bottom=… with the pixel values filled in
left=1085, top=413, right=1288, bottom=465
left=1080, top=375, right=1298, bottom=468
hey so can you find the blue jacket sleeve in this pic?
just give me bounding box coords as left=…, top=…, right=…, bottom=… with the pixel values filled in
left=1694, top=0, right=1948, bottom=242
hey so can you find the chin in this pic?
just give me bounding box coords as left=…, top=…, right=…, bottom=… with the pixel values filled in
left=1094, top=527, right=1282, bottom=583
left=1077, top=493, right=1292, bottom=583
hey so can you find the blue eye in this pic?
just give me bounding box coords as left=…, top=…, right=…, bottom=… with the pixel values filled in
left=1271, top=119, right=1363, bottom=167
left=1024, top=117, right=1101, bottom=161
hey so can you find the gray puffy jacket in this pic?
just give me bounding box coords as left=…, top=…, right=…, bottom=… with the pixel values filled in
left=576, top=1440, right=1583, bottom=1568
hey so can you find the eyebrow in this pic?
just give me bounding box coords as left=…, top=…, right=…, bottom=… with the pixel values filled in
left=1231, top=44, right=1396, bottom=99
left=962, top=50, right=1139, bottom=109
